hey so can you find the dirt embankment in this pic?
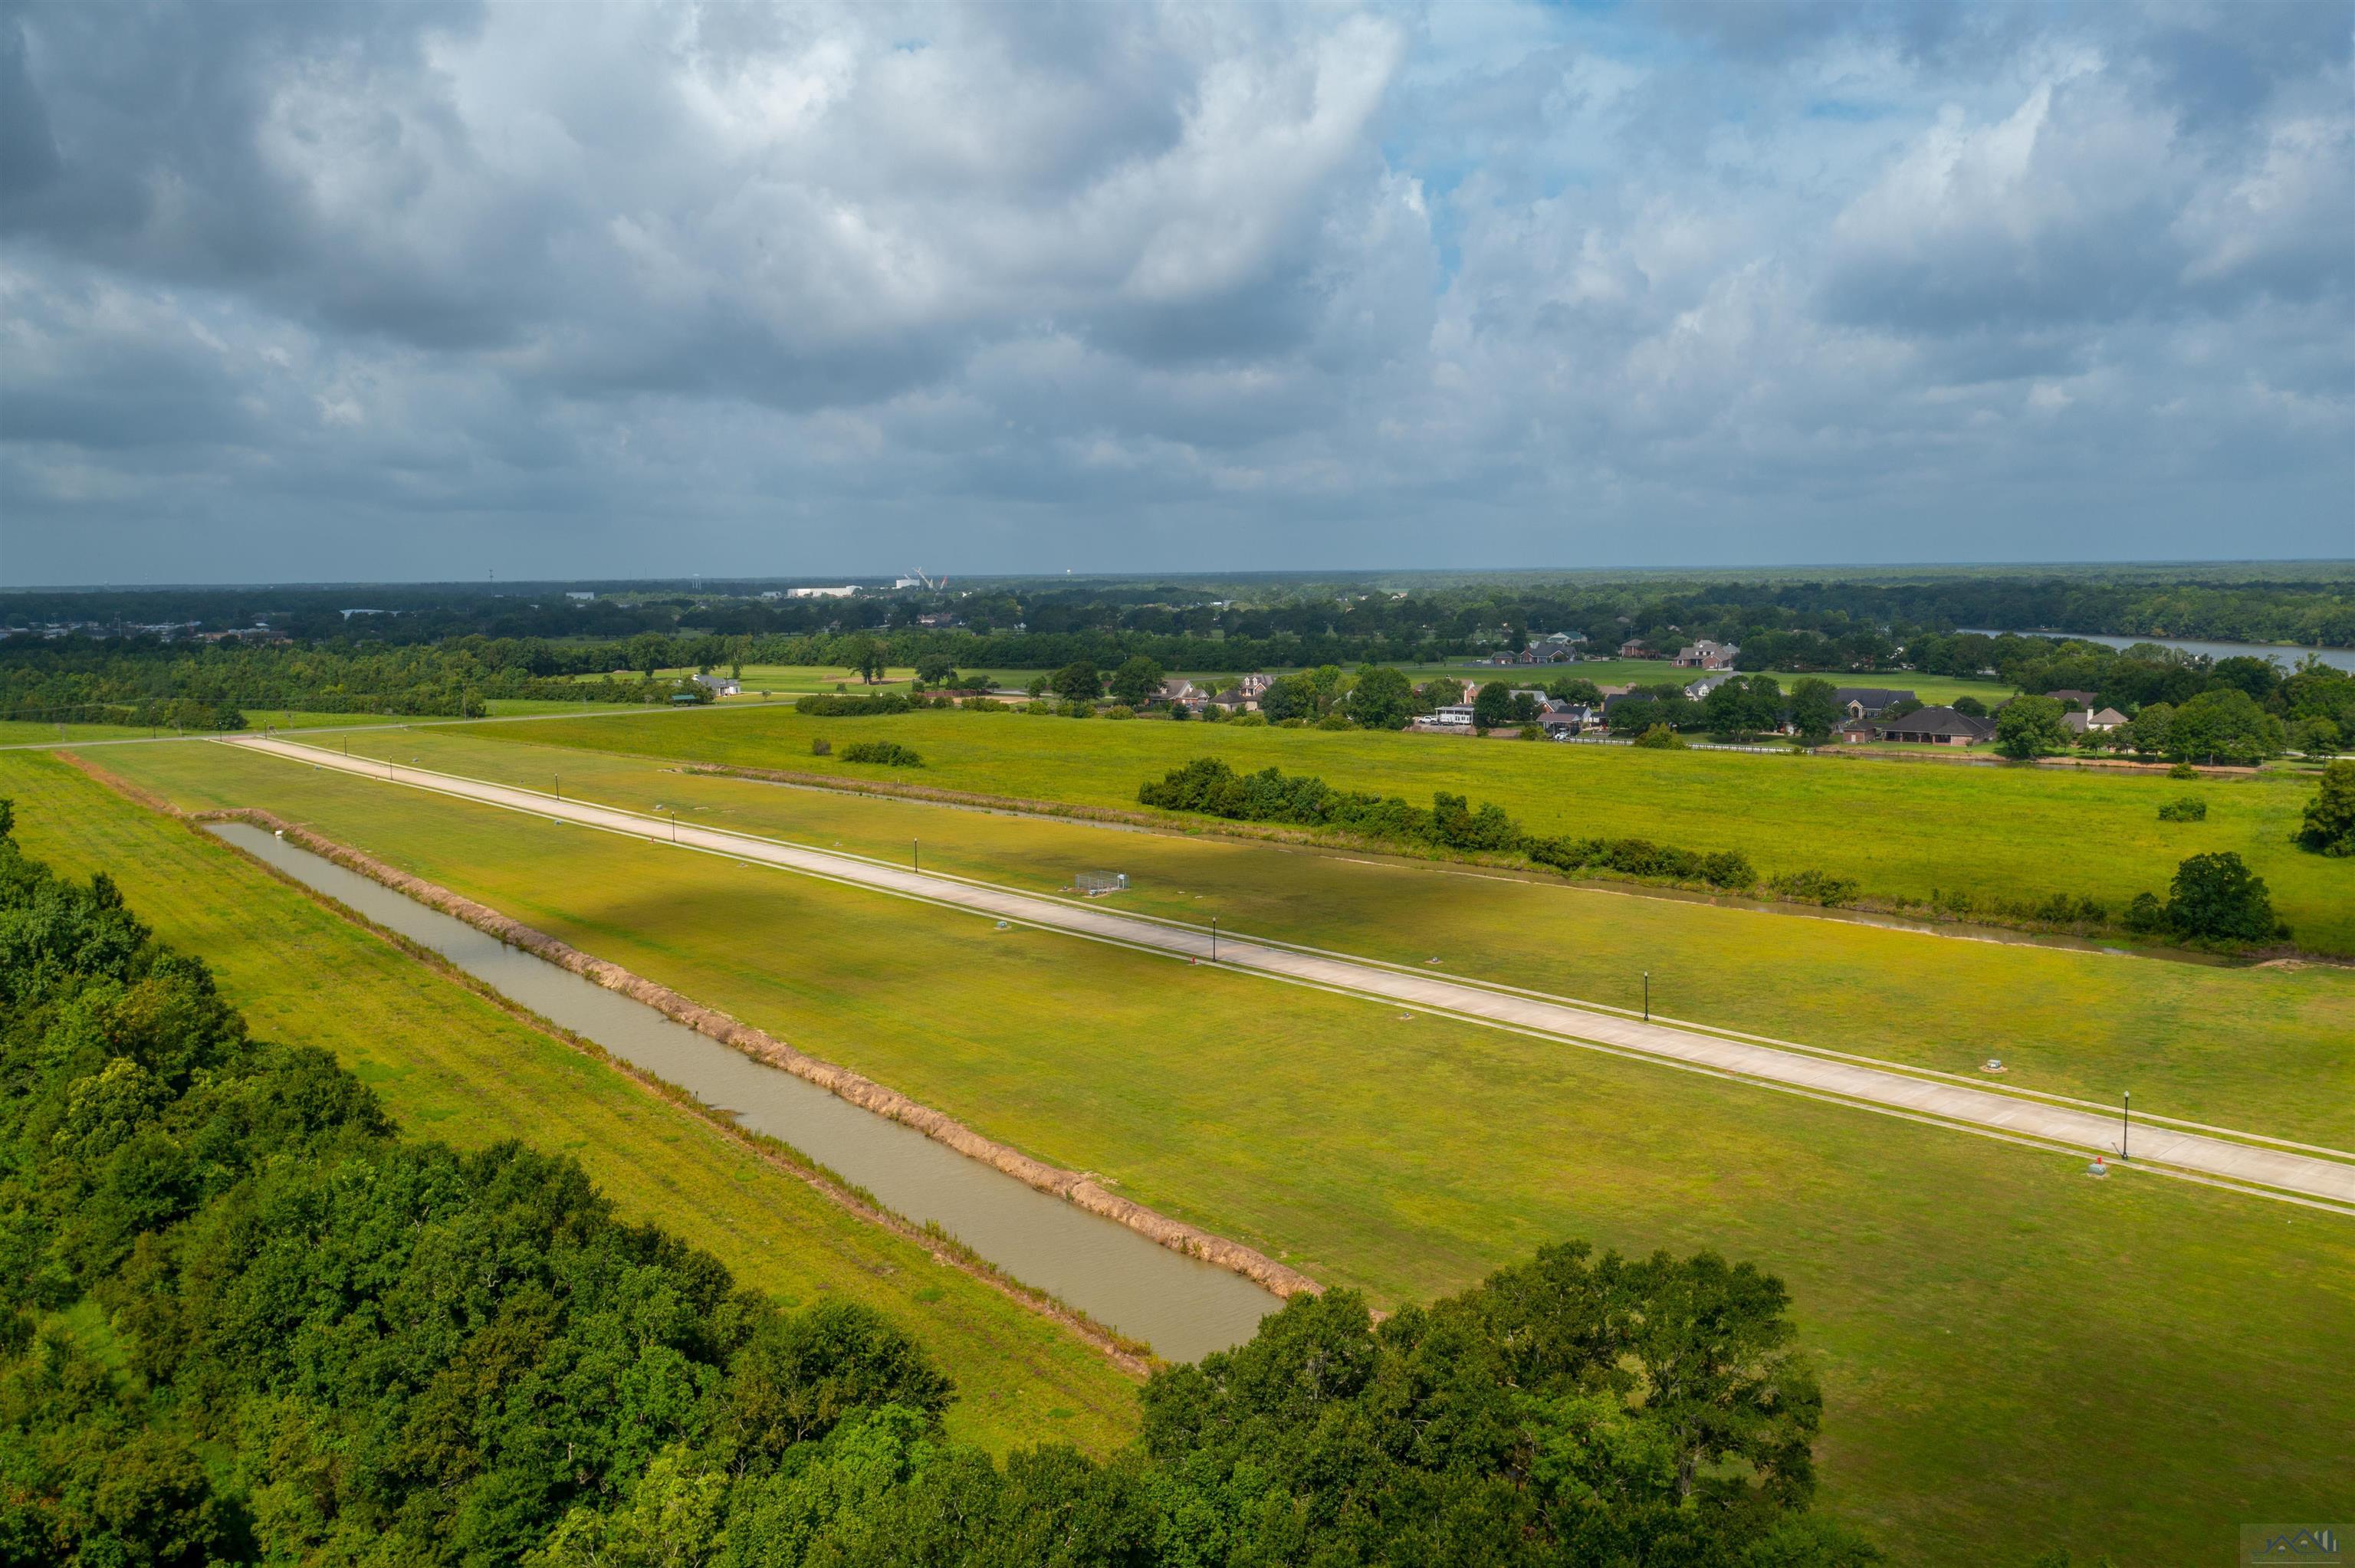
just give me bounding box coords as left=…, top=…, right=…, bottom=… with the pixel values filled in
left=54, top=751, right=1321, bottom=1304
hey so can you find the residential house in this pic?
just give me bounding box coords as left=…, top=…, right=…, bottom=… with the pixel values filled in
left=1834, top=687, right=1917, bottom=720
left=693, top=674, right=742, bottom=696
left=2061, top=706, right=2129, bottom=736
left=1683, top=672, right=1739, bottom=700
left=1156, top=678, right=1202, bottom=707
left=1424, top=704, right=1476, bottom=728
left=1836, top=716, right=1879, bottom=744
left=1539, top=700, right=1598, bottom=736
left=1618, top=638, right=1653, bottom=658
left=2045, top=688, right=2100, bottom=711
left=1234, top=673, right=1274, bottom=700
left=1874, top=706, right=1996, bottom=746
left=1513, top=632, right=1585, bottom=664
left=915, top=612, right=960, bottom=629
left=1670, top=640, right=1739, bottom=670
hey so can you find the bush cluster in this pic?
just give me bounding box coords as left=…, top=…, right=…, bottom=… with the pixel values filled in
left=2156, top=796, right=2207, bottom=822
left=2123, top=851, right=2288, bottom=943
left=1138, top=759, right=1758, bottom=889
left=794, top=691, right=914, bottom=717
left=840, top=740, right=923, bottom=767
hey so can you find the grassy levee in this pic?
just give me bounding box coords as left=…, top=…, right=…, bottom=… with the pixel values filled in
left=0, top=751, right=1141, bottom=1456
left=78, top=739, right=2355, bottom=1566
left=429, top=702, right=2353, bottom=956
left=189, top=725, right=2355, bottom=1146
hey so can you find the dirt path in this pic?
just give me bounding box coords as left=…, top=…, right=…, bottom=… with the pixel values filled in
left=222, top=733, right=2355, bottom=1214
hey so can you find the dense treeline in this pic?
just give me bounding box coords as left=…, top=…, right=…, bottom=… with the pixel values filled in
left=0, top=638, right=716, bottom=724
left=11, top=569, right=2352, bottom=650
left=0, top=802, right=1874, bottom=1565
left=1139, top=758, right=1758, bottom=889
left=9, top=569, right=2352, bottom=733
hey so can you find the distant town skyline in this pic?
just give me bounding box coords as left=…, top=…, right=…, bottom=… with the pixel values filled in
left=3, top=2, right=2349, bottom=584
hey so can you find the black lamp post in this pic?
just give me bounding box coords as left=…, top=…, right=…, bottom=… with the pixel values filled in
left=1210, top=916, right=1218, bottom=963
left=1643, top=970, right=1650, bottom=1022
left=912, top=839, right=920, bottom=874
left=2120, top=1090, right=2131, bottom=1160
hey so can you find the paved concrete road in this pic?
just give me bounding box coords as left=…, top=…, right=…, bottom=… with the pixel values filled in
left=223, top=734, right=2355, bottom=1211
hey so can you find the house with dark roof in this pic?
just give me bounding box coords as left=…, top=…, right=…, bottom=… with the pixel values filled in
left=2045, top=689, right=2100, bottom=711
left=1618, top=638, right=1653, bottom=658
left=1834, top=687, right=1917, bottom=720
left=1875, top=706, right=1996, bottom=746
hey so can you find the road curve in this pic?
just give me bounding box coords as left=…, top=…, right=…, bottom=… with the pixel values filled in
left=221, top=734, right=2355, bottom=1211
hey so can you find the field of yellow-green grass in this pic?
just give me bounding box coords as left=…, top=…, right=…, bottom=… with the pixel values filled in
left=436, top=700, right=2353, bottom=954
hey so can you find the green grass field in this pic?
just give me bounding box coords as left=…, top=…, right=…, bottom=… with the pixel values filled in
left=0, top=751, right=1141, bottom=1456
left=70, top=736, right=2355, bottom=1566
left=429, top=700, right=2355, bottom=955
left=0, top=700, right=639, bottom=750
left=581, top=662, right=924, bottom=695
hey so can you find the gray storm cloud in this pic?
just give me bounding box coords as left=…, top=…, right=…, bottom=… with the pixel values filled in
left=1, top=0, right=2348, bottom=582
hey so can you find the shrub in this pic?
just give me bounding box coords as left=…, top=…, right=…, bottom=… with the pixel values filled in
left=1230, top=711, right=1268, bottom=727
left=2156, top=796, right=2206, bottom=822
left=2163, top=851, right=2281, bottom=942
left=2123, top=891, right=2168, bottom=933
left=1633, top=723, right=1685, bottom=749
left=1516, top=723, right=1543, bottom=741
left=797, top=692, right=911, bottom=717
left=2293, top=759, right=2355, bottom=856
left=1316, top=713, right=1355, bottom=731
left=2168, top=760, right=2199, bottom=779
left=1105, top=704, right=1136, bottom=720
left=841, top=741, right=923, bottom=768
left=1767, top=869, right=1861, bottom=906
left=810, top=737, right=831, bottom=756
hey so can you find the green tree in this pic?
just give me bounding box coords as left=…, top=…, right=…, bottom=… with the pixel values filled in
left=1348, top=666, right=1416, bottom=730
left=1472, top=680, right=1516, bottom=731
left=1951, top=695, right=1987, bottom=717
left=1257, top=674, right=1318, bottom=722
left=2293, top=759, right=2355, bottom=856
left=625, top=632, right=671, bottom=680
left=2164, top=687, right=2284, bottom=765
left=1106, top=654, right=1166, bottom=707
left=1050, top=661, right=1101, bottom=701
left=1994, top=695, right=2071, bottom=760
left=2164, top=851, right=2281, bottom=941
left=1787, top=678, right=1841, bottom=742
left=1634, top=723, right=1687, bottom=749
left=913, top=651, right=957, bottom=689
left=1545, top=675, right=1604, bottom=705
left=2124, top=700, right=2175, bottom=756
left=839, top=635, right=886, bottom=684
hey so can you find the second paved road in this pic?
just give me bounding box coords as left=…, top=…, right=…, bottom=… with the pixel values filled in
left=224, top=734, right=2355, bottom=1211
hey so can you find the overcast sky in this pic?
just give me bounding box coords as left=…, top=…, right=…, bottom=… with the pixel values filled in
left=2, top=1, right=2349, bottom=585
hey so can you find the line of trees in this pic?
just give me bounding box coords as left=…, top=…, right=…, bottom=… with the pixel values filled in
left=1138, top=758, right=1759, bottom=889
left=0, top=799, right=1875, bottom=1566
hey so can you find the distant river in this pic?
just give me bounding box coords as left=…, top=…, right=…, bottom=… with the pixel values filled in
left=1959, top=630, right=2355, bottom=674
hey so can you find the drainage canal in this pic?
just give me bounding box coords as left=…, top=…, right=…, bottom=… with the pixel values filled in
left=211, top=821, right=1281, bottom=1363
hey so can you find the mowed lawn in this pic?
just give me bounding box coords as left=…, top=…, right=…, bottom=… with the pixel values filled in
left=0, top=752, right=1141, bottom=1457
left=74, top=739, right=2355, bottom=1566
left=442, top=702, right=2353, bottom=954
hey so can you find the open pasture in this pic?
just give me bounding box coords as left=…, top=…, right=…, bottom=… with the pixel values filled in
left=0, top=750, right=1142, bottom=1456
left=271, top=726, right=2355, bottom=1145
left=435, top=700, right=2355, bottom=954
left=74, top=734, right=2355, bottom=1567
